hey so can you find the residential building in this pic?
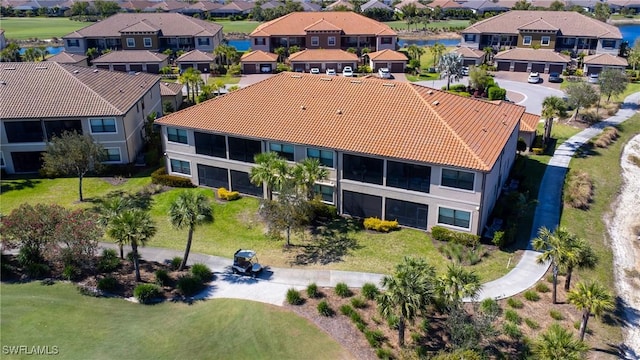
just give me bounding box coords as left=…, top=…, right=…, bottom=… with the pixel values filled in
left=360, top=0, right=393, bottom=12
left=583, top=53, right=628, bottom=74
left=46, top=51, right=89, bottom=66
left=160, top=81, right=184, bottom=113
left=452, top=47, right=486, bottom=66
left=62, top=13, right=223, bottom=55
left=208, top=0, right=254, bottom=17
left=240, top=50, right=279, bottom=74
left=288, top=49, right=359, bottom=73
left=175, top=49, right=216, bottom=73
left=249, top=12, right=398, bottom=54
left=366, top=49, right=408, bottom=72
left=92, top=50, right=170, bottom=74
left=0, top=62, right=162, bottom=174
left=156, top=72, right=527, bottom=235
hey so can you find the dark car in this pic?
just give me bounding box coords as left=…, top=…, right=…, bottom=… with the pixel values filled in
left=548, top=72, right=563, bottom=83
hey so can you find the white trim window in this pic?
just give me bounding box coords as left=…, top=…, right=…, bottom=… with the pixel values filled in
left=143, top=37, right=152, bottom=47
left=311, top=37, right=319, bottom=47
left=126, top=38, right=135, bottom=47
left=170, top=158, right=191, bottom=175
left=523, top=36, right=532, bottom=46
left=541, top=36, right=550, bottom=46
left=167, top=127, right=188, bottom=144
left=441, top=168, right=474, bottom=191
left=314, top=184, right=334, bottom=204
left=104, top=148, right=121, bottom=162
left=89, top=118, right=117, bottom=134
left=328, top=36, right=336, bottom=46
left=437, top=206, right=471, bottom=230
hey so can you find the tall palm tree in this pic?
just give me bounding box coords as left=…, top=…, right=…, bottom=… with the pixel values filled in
left=437, top=263, right=482, bottom=308
left=23, top=47, right=38, bottom=62
left=168, top=190, right=213, bottom=270
left=96, top=195, right=133, bottom=259
left=567, top=281, right=614, bottom=341
left=533, top=323, right=589, bottom=360
left=438, top=52, right=464, bottom=91
left=483, top=46, right=494, bottom=65
left=541, top=96, right=566, bottom=145
left=429, top=42, right=446, bottom=67
left=563, top=237, right=597, bottom=290
left=378, top=257, right=436, bottom=347
left=274, top=46, right=286, bottom=64
left=532, top=226, right=574, bottom=304
left=406, top=44, right=424, bottom=62
left=250, top=152, right=288, bottom=200
left=36, top=45, right=49, bottom=61
left=106, top=209, right=157, bottom=282
left=292, top=158, right=329, bottom=200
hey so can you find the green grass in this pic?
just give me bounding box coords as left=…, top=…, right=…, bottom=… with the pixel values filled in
left=208, top=74, right=241, bottom=85
left=612, top=82, right=640, bottom=102
left=213, top=19, right=261, bottom=34
left=0, top=17, right=89, bottom=40
left=384, top=19, right=470, bottom=31
left=0, top=282, right=348, bottom=359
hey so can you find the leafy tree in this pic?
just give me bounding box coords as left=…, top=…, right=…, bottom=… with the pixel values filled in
left=567, top=281, right=614, bottom=341
left=85, top=47, right=99, bottom=61
left=468, top=66, right=491, bottom=91
left=168, top=190, right=213, bottom=270
left=289, top=45, right=301, bottom=54
left=598, top=68, right=628, bottom=102
left=628, top=40, right=640, bottom=71
left=178, top=67, right=202, bottom=104
left=549, top=0, right=565, bottom=11
left=93, top=0, right=120, bottom=17
left=22, top=48, right=38, bottom=62
left=274, top=46, right=287, bottom=63
left=437, top=263, right=481, bottom=308
left=406, top=44, right=425, bottom=62
left=50, top=208, right=101, bottom=270
left=259, top=179, right=309, bottom=246
left=438, top=52, right=464, bottom=91
left=106, top=209, right=157, bottom=282
left=532, top=226, right=574, bottom=304
left=513, top=0, right=531, bottom=10
left=96, top=196, right=134, bottom=258
left=565, top=82, right=599, bottom=120
left=250, top=152, right=288, bottom=200
left=430, top=42, right=446, bottom=66
left=533, top=323, right=589, bottom=359
left=0, top=42, right=21, bottom=62
left=292, top=158, right=329, bottom=200
left=401, top=4, right=418, bottom=30
left=594, top=2, right=610, bottom=22
left=541, top=96, right=566, bottom=145
left=41, top=130, right=106, bottom=202
left=70, top=1, right=90, bottom=16
left=378, top=257, right=436, bottom=347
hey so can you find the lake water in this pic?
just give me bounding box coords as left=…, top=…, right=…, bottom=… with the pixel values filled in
left=19, top=46, right=64, bottom=56
left=619, top=24, right=640, bottom=45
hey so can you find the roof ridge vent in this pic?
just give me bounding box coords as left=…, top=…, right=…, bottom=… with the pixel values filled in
left=432, top=100, right=440, bottom=105
left=35, top=66, right=47, bottom=70
left=93, top=69, right=99, bottom=73
left=291, top=75, right=302, bottom=78
left=350, top=80, right=362, bottom=84
left=382, top=83, right=395, bottom=87
left=320, top=77, right=332, bottom=81
left=73, top=70, right=80, bottom=74
left=427, top=89, right=434, bottom=94
left=4, top=67, right=16, bottom=70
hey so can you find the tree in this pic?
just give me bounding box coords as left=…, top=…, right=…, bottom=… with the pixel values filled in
left=36, top=45, right=49, bottom=61
left=598, top=68, right=628, bottom=102
left=0, top=42, right=21, bottom=62
left=85, top=47, right=99, bottom=62
left=565, top=82, right=599, bottom=121
left=628, top=47, right=640, bottom=71
left=292, top=158, right=329, bottom=200
left=260, top=178, right=309, bottom=246
left=541, top=96, right=566, bottom=145
left=438, top=52, right=464, bottom=91
left=96, top=196, right=134, bottom=259
left=22, top=47, right=38, bottom=62
left=483, top=46, right=494, bottom=65
left=533, top=323, right=589, bottom=360
left=178, top=67, right=202, bottom=104
left=250, top=152, right=288, bottom=200
left=400, top=4, right=418, bottom=31
left=594, top=2, right=610, bottom=22
left=378, top=257, right=436, bottom=347
left=430, top=42, right=446, bottom=67
left=93, top=0, right=120, bottom=17
left=513, top=0, right=531, bottom=10
left=532, top=226, right=574, bottom=304
left=274, top=46, right=286, bottom=63
left=169, top=190, right=213, bottom=270
left=563, top=237, right=597, bottom=290
left=468, top=66, right=491, bottom=92
left=41, top=130, right=106, bottom=202
left=549, top=0, right=565, bottom=11
left=106, top=209, right=157, bottom=282
left=406, top=44, right=425, bottom=62
left=437, top=263, right=481, bottom=308
left=567, top=281, right=614, bottom=341
left=289, top=45, right=301, bottom=54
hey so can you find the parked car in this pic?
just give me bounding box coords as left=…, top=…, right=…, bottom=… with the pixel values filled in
left=527, top=72, right=541, bottom=84
left=548, top=72, right=562, bottom=83
left=378, top=67, right=390, bottom=79
left=326, top=68, right=337, bottom=76
left=461, top=66, right=469, bottom=76
left=310, top=68, right=320, bottom=75
left=587, top=73, right=599, bottom=84
left=342, top=66, right=354, bottom=77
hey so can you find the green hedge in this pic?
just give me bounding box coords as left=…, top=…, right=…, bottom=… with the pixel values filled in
left=430, top=226, right=479, bottom=247
left=151, top=167, right=194, bottom=188
left=363, top=217, right=399, bottom=232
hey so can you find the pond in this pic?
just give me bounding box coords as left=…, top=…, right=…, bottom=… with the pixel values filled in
left=19, top=46, right=64, bottom=56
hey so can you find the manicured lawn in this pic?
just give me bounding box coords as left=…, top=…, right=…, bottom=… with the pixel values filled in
left=612, top=82, right=640, bottom=102
left=0, top=17, right=88, bottom=40
left=384, top=19, right=469, bottom=31
left=213, top=19, right=261, bottom=34
left=208, top=74, right=241, bottom=85
left=0, top=282, right=349, bottom=360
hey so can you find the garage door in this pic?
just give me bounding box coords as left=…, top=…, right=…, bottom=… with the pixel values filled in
left=373, top=63, right=386, bottom=71
left=325, top=63, right=337, bottom=71
left=309, top=63, right=322, bottom=71
left=259, top=64, right=272, bottom=73
left=113, top=65, right=126, bottom=72
left=390, top=62, right=404, bottom=73
left=129, top=64, right=143, bottom=72
left=242, top=63, right=256, bottom=74
left=497, top=61, right=510, bottom=71
left=513, top=62, right=528, bottom=72
left=180, top=64, right=194, bottom=72
left=587, top=66, right=603, bottom=75
left=197, top=63, right=210, bottom=73
left=147, top=64, right=160, bottom=73
left=531, top=63, right=545, bottom=73
left=463, top=59, right=476, bottom=66
left=548, top=64, right=564, bottom=74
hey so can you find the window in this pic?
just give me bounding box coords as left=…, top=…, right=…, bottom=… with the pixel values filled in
left=269, top=142, right=294, bottom=161
left=66, top=39, right=80, bottom=47
left=197, top=164, right=228, bottom=189
left=386, top=161, right=431, bottom=193
left=143, top=37, right=152, bottom=47
left=541, top=36, right=550, bottom=46
left=90, top=118, right=117, bottom=133
left=602, top=39, right=616, bottom=48
left=126, top=38, right=135, bottom=47
left=11, top=152, right=43, bottom=173
left=523, top=36, right=532, bottom=46
left=328, top=36, right=336, bottom=46
left=441, top=169, right=474, bottom=191
left=381, top=37, right=392, bottom=44
left=464, top=34, right=476, bottom=42
left=311, top=37, right=319, bottom=46
left=4, top=121, right=44, bottom=143
left=343, top=154, right=383, bottom=185
left=386, top=199, right=428, bottom=230
left=0, top=152, right=4, bottom=167
left=307, top=148, right=333, bottom=167
left=314, top=184, right=334, bottom=203
left=195, top=132, right=226, bottom=158
left=44, top=120, right=82, bottom=141
left=438, top=207, right=471, bottom=229
left=342, top=190, right=382, bottom=219
left=228, top=136, right=261, bottom=163
left=170, top=159, right=191, bottom=175
left=105, top=148, right=121, bottom=162
left=167, top=127, right=188, bottom=144
left=254, top=38, right=266, bottom=45
left=197, top=38, right=210, bottom=46
left=230, top=170, right=263, bottom=197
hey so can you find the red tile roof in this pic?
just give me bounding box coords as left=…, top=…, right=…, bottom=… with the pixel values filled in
left=583, top=53, right=628, bottom=66
left=520, top=112, right=540, bottom=132
left=240, top=50, right=279, bottom=62
left=368, top=49, right=408, bottom=61
left=494, top=48, right=570, bottom=63
left=92, top=50, right=168, bottom=64
left=288, top=49, right=358, bottom=62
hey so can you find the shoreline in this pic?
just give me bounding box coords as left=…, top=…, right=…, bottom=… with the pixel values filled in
left=609, top=18, right=640, bottom=25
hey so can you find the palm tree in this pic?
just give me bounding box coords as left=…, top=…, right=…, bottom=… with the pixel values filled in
left=438, top=52, right=464, bottom=91
left=437, top=263, right=482, bottom=308
left=23, top=47, right=38, bottom=62
left=274, top=46, right=286, bottom=63
left=96, top=195, right=134, bottom=259
left=533, top=323, right=589, bottom=360
left=36, top=45, right=49, bottom=61
left=483, top=46, right=494, bottom=65
left=292, top=158, right=329, bottom=200
left=406, top=44, right=424, bottom=62
left=378, top=257, right=436, bottom=347
left=532, top=226, right=573, bottom=304
left=541, top=96, right=566, bottom=145
left=563, top=237, right=597, bottom=291
left=250, top=152, right=288, bottom=200
left=567, top=281, right=614, bottom=341
left=429, top=42, right=446, bottom=67
left=106, top=209, right=157, bottom=282
left=169, top=190, right=213, bottom=271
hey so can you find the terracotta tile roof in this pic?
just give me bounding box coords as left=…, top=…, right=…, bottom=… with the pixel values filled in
left=92, top=50, right=169, bottom=64
left=583, top=53, right=629, bottom=66
left=176, top=49, right=215, bottom=63
left=367, top=49, right=408, bottom=61
left=452, top=47, right=485, bottom=59
left=46, top=51, right=88, bottom=64
left=462, top=10, right=622, bottom=39
left=160, top=81, right=183, bottom=96
left=250, top=11, right=397, bottom=37
left=520, top=112, right=540, bottom=132
left=156, top=72, right=525, bottom=171
left=240, top=50, right=279, bottom=62
left=494, top=48, right=570, bottom=63
left=0, top=62, right=159, bottom=119
left=63, top=13, right=223, bottom=39
left=288, top=49, right=358, bottom=62
left=305, top=19, right=343, bottom=32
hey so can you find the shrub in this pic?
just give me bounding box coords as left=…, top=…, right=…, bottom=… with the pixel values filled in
left=217, top=187, right=240, bottom=201
left=363, top=217, right=399, bottom=232
left=488, top=86, right=507, bottom=100
left=26, top=263, right=50, bottom=278
left=362, top=283, right=379, bottom=300
left=97, top=276, right=118, bottom=292
left=507, top=298, right=524, bottom=309
left=286, top=288, right=304, bottom=305
left=151, top=167, right=195, bottom=188
left=505, top=309, right=521, bottom=324
left=365, top=329, right=385, bottom=348
left=176, top=275, right=203, bottom=296
left=535, top=282, right=550, bottom=293
left=170, top=257, right=183, bottom=270
left=550, top=309, right=564, bottom=320
left=431, top=225, right=453, bottom=242
left=335, top=282, right=352, bottom=298
left=564, top=170, right=593, bottom=209
left=439, top=242, right=464, bottom=263
left=523, top=290, right=540, bottom=302
left=155, top=269, right=170, bottom=286
left=450, top=84, right=467, bottom=92
left=503, top=322, right=522, bottom=339
left=411, top=332, right=422, bottom=344
left=308, top=199, right=337, bottom=222
left=350, top=311, right=365, bottom=326
left=98, top=248, right=120, bottom=273
left=134, top=284, right=161, bottom=304
left=524, top=318, right=540, bottom=330
left=376, top=348, right=394, bottom=359
left=62, top=264, right=81, bottom=281
left=351, top=297, right=367, bottom=309
left=480, top=298, right=501, bottom=317
left=317, top=300, right=334, bottom=316
left=430, top=226, right=479, bottom=247
left=306, top=283, right=321, bottom=298
left=356, top=322, right=367, bottom=332
left=339, top=304, right=355, bottom=316
left=386, top=314, right=399, bottom=330
left=190, top=263, right=213, bottom=282
left=492, top=230, right=506, bottom=248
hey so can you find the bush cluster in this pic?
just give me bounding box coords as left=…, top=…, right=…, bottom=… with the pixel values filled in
left=351, top=297, right=367, bottom=309
left=365, top=329, right=385, bottom=348
left=363, top=217, right=399, bottom=233
left=286, top=288, right=304, bottom=305
left=155, top=269, right=170, bottom=286
left=594, top=126, right=619, bottom=148
left=307, top=199, right=338, bottom=222
left=134, top=283, right=161, bottom=304
left=170, top=257, right=183, bottom=270
left=190, top=263, right=213, bottom=282
left=430, top=226, right=479, bottom=247
left=524, top=290, right=540, bottom=301
left=535, top=282, right=550, bottom=293
left=502, top=322, right=522, bottom=339
left=335, top=282, right=352, bottom=298
left=564, top=170, right=593, bottom=209
left=362, top=283, right=379, bottom=300
left=151, top=167, right=194, bottom=188
left=317, top=300, right=334, bottom=316
left=217, top=187, right=240, bottom=201
left=505, top=309, right=521, bottom=324
left=550, top=309, right=564, bottom=320
left=488, top=86, right=506, bottom=101
left=306, top=283, right=321, bottom=299
left=97, top=249, right=120, bottom=273
left=97, top=276, right=118, bottom=292
left=507, top=298, right=523, bottom=309
left=176, top=275, right=204, bottom=296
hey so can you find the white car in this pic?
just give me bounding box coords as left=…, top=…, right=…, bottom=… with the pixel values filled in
left=310, top=68, right=320, bottom=75
left=527, top=72, right=541, bottom=84
left=587, top=73, right=599, bottom=84
left=378, top=67, right=391, bottom=79
left=461, top=66, right=469, bottom=76
left=342, top=66, right=354, bottom=77
left=325, top=68, right=337, bottom=76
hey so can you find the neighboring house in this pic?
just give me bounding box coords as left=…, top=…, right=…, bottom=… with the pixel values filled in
left=493, top=48, right=571, bottom=74
left=240, top=50, right=279, bottom=74
left=518, top=112, right=540, bottom=150
left=46, top=51, right=89, bottom=66
left=179, top=1, right=224, bottom=17
left=288, top=49, right=358, bottom=73
left=249, top=12, right=398, bottom=53
left=326, top=0, right=355, bottom=10
left=147, top=0, right=188, bottom=13
left=160, top=81, right=184, bottom=113
left=208, top=0, right=254, bottom=17
left=394, top=0, right=428, bottom=13
left=156, top=72, right=527, bottom=235
left=62, top=13, right=223, bottom=55
left=175, top=49, right=215, bottom=73
left=0, top=62, right=162, bottom=174
left=461, top=0, right=511, bottom=15
left=360, top=0, right=393, bottom=11
left=427, top=0, right=466, bottom=11
left=0, top=29, right=6, bottom=51
left=608, top=0, right=640, bottom=12
left=92, top=50, right=169, bottom=74
left=452, top=47, right=486, bottom=66
left=583, top=53, right=628, bottom=75
left=366, top=49, right=408, bottom=72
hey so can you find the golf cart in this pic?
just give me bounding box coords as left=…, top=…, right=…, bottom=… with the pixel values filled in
left=232, top=249, right=263, bottom=277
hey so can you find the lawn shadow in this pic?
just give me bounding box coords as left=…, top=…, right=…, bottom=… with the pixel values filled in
left=290, top=219, right=362, bottom=266
left=88, top=189, right=154, bottom=210
left=593, top=343, right=639, bottom=360
left=0, top=178, right=41, bottom=194
left=602, top=296, right=640, bottom=329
